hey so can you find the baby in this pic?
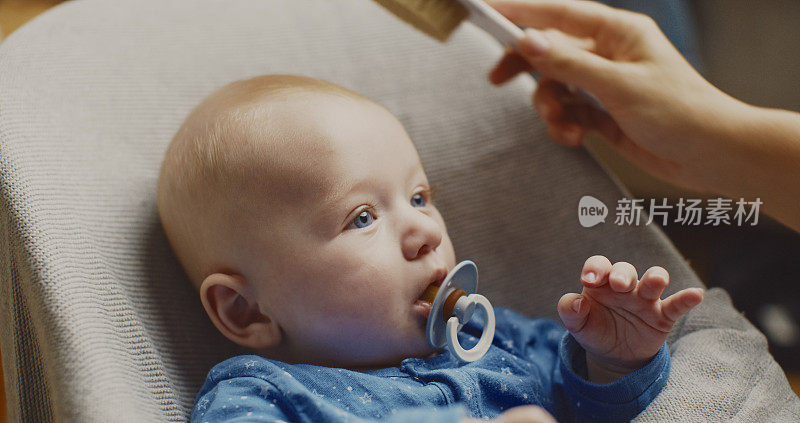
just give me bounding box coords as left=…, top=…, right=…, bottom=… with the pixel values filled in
left=157, top=75, right=704, bottom=422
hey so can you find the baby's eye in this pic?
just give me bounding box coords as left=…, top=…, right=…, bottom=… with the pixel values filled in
left=348, top=209, right=375, bottom=229
left=411, top=193, right=426, bottom=207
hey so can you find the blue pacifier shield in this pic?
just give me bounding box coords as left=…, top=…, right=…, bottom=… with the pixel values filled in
left=426, top=260, right=479, bottom=349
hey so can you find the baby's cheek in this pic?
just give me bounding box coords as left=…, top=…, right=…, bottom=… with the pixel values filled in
left=441, top=233, right=457, bottom=266
left=433, top=211, right=456, bottom=262
left=287, top=273, right=382, bottom=320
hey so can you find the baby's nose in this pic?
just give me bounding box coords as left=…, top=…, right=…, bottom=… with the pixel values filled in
left=402, top=214, right=443, bottom=260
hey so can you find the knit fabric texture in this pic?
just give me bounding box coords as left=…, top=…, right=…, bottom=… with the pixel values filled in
left=0, top=0, right=798, bottom=421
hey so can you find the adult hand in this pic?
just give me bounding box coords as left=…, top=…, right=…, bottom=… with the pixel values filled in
left=460, top=405, right=558, bottom=423
left=486, top=0, right=747, bottom=194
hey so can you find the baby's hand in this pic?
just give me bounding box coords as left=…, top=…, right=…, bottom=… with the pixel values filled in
left=557, top=255, right=703, bottom=383
left=460, top=406, right=557, bottom=423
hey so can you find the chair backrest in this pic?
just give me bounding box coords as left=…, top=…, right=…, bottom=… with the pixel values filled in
left=1, top=0, right=796, bottom=421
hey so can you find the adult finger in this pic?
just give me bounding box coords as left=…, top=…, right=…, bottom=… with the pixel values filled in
left=517, top=27, right=619, bottom=93
left=488, top=0, right=623, bottom=39
left=489, top=49, right=534, bottom=85
left=533, top=78, right=569, bottom=121
left=535, top=83, right=671, bottom=175
left=490, top=29, right=596, bottom=86
left=534, top=80, right=584, bottom=146
left=545, top=116, right=586, bottom=147
left=534, top=79, right=622, bottom=146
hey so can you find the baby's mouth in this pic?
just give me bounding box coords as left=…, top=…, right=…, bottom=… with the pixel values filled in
left=416, top=269, right=448, bottom=305
left=418, top=284, right=440, bottom=305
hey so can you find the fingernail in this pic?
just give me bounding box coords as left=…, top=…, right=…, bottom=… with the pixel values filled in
left=583, top=272, right=595, bottom=284
left=572, top=298, right=582, bottom=313
left=520, top=28, right=550, bottom=57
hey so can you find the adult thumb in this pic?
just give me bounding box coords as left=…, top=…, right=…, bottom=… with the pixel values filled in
left=519, top=28, right=617, bottom=95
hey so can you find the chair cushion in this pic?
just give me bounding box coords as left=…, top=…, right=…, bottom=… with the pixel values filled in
left=0, top=0, right=797, bottom=421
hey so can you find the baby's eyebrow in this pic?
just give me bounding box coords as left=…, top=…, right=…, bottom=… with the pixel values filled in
left=312, top=180, right=363, bottom=230
left=318, top=162, right=425, bottom=225
left=320, top=179, right=361, bottom=213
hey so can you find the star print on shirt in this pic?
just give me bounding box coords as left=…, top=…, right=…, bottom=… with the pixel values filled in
left=360, top=392, right=372, bottom=404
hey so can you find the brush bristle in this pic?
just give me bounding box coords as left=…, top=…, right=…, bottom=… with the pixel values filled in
left=373, top=0, right=468, bottom=42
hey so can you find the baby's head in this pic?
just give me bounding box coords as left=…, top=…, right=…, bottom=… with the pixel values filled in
left=158, top=75, right=456, bottom=369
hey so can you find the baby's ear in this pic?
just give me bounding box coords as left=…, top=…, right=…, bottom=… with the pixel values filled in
left=200, top=273, right=282, bottom=350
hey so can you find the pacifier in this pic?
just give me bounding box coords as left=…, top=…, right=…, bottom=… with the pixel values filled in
left=422, top=260, right=495, bottom=362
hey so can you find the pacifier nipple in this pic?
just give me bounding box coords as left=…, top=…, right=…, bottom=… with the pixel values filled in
left=425, top=261, right=496, bottom=363
left=419, top=284, right=440, bottom=304
left=442, top=289, right=467, bottom=321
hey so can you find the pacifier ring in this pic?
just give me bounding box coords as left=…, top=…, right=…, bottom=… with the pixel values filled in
left=425, top=260, right=496, bottom=363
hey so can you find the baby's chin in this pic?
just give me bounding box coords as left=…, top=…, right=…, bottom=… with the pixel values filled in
left=391, top=333, right=442, bottom=361
left=347, top=345, right=441, bottom=371
left=336, top=331, right=440, bottom=370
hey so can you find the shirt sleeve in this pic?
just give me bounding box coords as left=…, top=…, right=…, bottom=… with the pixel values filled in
left=192, top=374, right=469, bottom=423
left=191, top=376, right=294, bottom=422
left=487, top=309, right=669, bottom=422
left=552, top=333, right=670, bottom=423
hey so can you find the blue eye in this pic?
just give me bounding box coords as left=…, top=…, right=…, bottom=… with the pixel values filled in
left=348, top=210, right=375, bottom=229
left=411, top=193, right=426, bottom=207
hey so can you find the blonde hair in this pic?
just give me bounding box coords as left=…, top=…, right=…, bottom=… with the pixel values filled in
left=157, top=75, right=366, bottom=287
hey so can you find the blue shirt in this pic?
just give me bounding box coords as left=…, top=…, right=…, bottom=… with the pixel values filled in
left=192, top=307, right=669, bottom=422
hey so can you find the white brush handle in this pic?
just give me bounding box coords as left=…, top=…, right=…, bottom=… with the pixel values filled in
left=459, top=0, right=605, bottom=110
left=458, top=0, right=524, bottom=49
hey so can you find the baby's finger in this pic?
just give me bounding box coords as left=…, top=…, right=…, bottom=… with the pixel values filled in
left=661, top=288, right=704, bottom=322
left=498, top=405, right=558, bottom=423
left=557, top=293, right=589, bottom=333
left=637, top=266, right=669, bottom=300
left=608, top=261, right=638, bottom=292
left=489, top=50, right=534, bottom=86
left=581, top=255, right=612, bottom=287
